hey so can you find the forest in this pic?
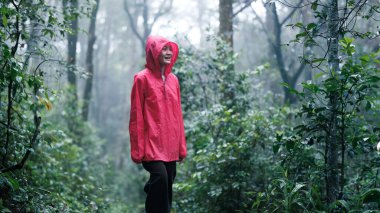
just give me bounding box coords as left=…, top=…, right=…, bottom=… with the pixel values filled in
left=0, top=0, right=379, bottom=212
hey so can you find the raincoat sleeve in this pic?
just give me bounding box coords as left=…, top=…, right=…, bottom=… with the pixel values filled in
left=129, top=75, right=146, bottom=163
left=177, top=82, right=187, bottom=160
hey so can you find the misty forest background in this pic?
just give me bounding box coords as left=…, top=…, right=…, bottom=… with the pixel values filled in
left=1, top=0, right=380, bottom=212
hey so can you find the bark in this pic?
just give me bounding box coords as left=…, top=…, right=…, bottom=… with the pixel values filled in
left=82, top=0, right=100, bottom=121
left=326, top=0, right=340, bottom=205
left=63, top=0, right=79, bottom=100
left=301, top=7, right=313, bottom=82
left=219, top=0, right=233, bottom=48
left=218, top=0, right=235, bottom=106
left=63, top=0, right=79, bottom=133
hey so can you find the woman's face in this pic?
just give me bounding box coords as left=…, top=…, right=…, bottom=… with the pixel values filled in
left=159, top=45, right=173, bottom=65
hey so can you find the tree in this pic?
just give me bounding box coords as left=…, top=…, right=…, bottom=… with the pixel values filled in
left=82, top=0, right=100, bottom=121
left=325, top=0, right=340, bottom=204
left=124, top=0, right=173, bottom=52
left=285, top=0, right=380, bottom=207
left=219, top=0, right=233, bottom=48
left=63, top=0, right=79, bottom=98
left=0, top=0, right=42, bottom=173
left=256, top=0, right=306, bottom=104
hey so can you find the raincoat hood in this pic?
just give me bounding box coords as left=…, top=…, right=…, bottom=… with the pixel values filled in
left=145, top=35, right=179, bottom=76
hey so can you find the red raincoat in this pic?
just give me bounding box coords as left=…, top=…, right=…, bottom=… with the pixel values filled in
left=129, top=36, right=187, bottom=163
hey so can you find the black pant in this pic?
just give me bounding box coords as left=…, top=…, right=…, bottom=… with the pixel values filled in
left=142, top=161, right=176, bottom=213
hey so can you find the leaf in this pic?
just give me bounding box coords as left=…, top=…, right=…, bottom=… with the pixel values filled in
left=301, top=82, right=320, bottom=93
left=360, top=55, right=370, bottom=63
left=2, top=15, right=7, bottom=27
left=307, top=23, right=317, bottom=30
left=311, top=1, right=318, bottom=11
left=311, top=58, right=326, bottom=64
left=313, top=72, right=325, bottom=80
left=38, top=96, right=53, bottom=111
left=295, top=22, right=304, bottom=28
left=343, top=37, right=355, bottom=44
left=42, top=28, right=54, bottom=39
left=6, top=177, right=20, bottom=190
left=361, top=188, right=380, bottom=204
left=273, top=144, right=280, bottom=154
left=285, top=140, right=295, bottom=151
left=365, top=101, right=371, bottom=111
left=296, top=31, right=308, bottom=40
left=291, top=183, right=305, bottom=195
left=367, top=75, right=380, bottom=83
left=332, top=200, right=349, bottom=211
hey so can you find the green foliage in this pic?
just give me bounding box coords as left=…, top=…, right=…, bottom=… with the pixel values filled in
left=173, top=37, right=296, bottom=212
left=273, top=38, right=380, bottom=211
left=179, top=107, right=298, bottom=212
left=174, top=36, right=250, bottom=114
left=0, top=0, right=129, bottom=212
left=253, top=174, right=312, bottom=212
left=174, top=27, right=379, bottom=213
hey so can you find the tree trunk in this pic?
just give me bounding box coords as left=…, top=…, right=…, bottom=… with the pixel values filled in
left=63, top=0, right=79, bottom=134
left=326, top=0, right=340, bottom=205
left=82, top=0, right=100, bottom=121
left=219, top=0, right=233, bottom=48
left=64, top=0, right=79, bottom=100
left=265, top=3, right=304, bottom=105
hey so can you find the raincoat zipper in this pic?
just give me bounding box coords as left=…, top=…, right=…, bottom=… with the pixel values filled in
left=162, top=74, right=166, bottom=98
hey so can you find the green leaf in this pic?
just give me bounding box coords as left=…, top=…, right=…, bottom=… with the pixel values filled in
left=2, top=15, right=7, bottom=27
left=273, top=144, right=280, bottom=154
left=291, top=183, right=305, bottom=195
left=296, top=31, right=308, bottom=39
left=313, top=72, right=325, bottom=79
left=360, top=55, right=370, bottom=63
left=311, top=1, right=318, bottom=10
left=6, top=177, right=20, bottom=190
left=285, top=140, right=295, bottom=151
left=361, top=188, right=380, bottom=204
left=332, top=200, right=349, bottom=211
left=307, top=23, right=317, bottom=30
left=301, top=82, right=320, bottom=93
left=311, top=58, right=326, bottom=64
left=42, top=29, right=54, bottom=39
left=365, top=101, right=372, bottom=111
left=295, top=22, right=304, bottom=28
left=343, top=37, right=354, bottom=44
left=367, top=75, right=380, bottom=83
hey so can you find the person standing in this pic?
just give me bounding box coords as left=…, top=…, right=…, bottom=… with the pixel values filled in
left=129, top=35, right=187, bottom=213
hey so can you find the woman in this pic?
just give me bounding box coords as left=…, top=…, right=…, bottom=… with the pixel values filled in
left=129, top=35, right=187, bottom=213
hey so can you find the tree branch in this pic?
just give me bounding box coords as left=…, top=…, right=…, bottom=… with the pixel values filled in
left=0, top=120, right=18, bottom=131
left=249, top=4, right=270, bottom=36
left=3, top=0, right=22, bottom=164
left=124, top=0, right=145, bottom=46
left=151, top=0, right=173, bottom=26
left=280, top=0, right=304, bottom=26
left=0, top=116, right=41, bottom=174
left=232, top=0, right=255, bottom=18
